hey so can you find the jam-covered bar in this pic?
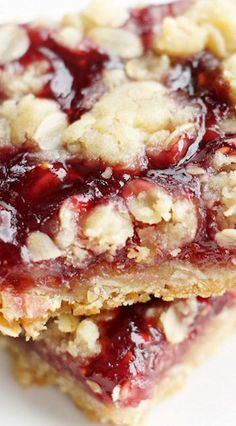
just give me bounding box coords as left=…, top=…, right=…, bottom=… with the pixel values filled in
left=7, top=292, right=236, bottom=426
left=1, top=0, right=236, bottom=338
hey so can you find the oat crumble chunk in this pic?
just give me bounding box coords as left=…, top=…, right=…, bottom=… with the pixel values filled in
left=0, top=0, right=236, bottom=337
left=6, top=291, right=236, bottom=426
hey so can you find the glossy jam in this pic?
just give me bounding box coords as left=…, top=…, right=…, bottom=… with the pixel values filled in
left=18, top=27, right=109, bottom=122
left=0, top=5, right=235, bottom=291
left=28, top=292, right=236, bottom=408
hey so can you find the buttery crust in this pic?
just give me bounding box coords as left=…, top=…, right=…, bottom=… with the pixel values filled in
left=5, top=304, right=236, bottom=426
left=1, top=261, right=236, bottom=339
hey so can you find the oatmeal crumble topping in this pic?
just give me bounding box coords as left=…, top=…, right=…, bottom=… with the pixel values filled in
left=155, top=0, right=236, bottom=59
left=0, top=25, right=29, bottom=65
left=66, top=319, right=101, bottom=358
left=82, top=202, right=134, bottom=255
left=27, top=231, right=62, bottom=262
left=160, top=298, right=198, bottom=344
left=82, top=0, right=129, bottom=29
left=63, top=81, right=199, bottom=168
left=0, top=95, right=67, bottom=149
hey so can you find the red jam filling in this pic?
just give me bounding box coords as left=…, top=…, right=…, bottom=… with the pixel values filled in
left=0, top=5, right=235, bottom=291
left=27, top=292, right=236, bottom=408
left=7, top=28, right=110, bottom=122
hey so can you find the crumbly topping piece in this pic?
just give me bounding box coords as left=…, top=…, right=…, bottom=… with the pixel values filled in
left=82, top=0, right=129, bottom=29
left=88, top=28, right=143, bottom=59
left=0, top=118, right=11, bottom=146
left=127, top=185, right=173, bottom=225
left=212, top=150, right=236, bottom=172
left=125, top=180, right=198, bottom=252
left=155, top=16, right=208, bottom=58
left=160, top=298, right=198, bottom=344
left=63, top=81, right=198, bottom=168
left=55, top=198, right=79, bottom=250
left=62, top=14, right=84, bottom=31
left=220, top=118, right=236, bottom=136
left=205, top=171, right=236, bottom=227
left=27, top=231, right=62, bottom=262
left=126, top=54, right=170, bottom=81
left=56, top=198, right=133, bottom=258
left=156, top=198, right=198, bottom=251
left=0, top=61, right=52, bottom=99
left=222, top=54, right=236, bottom=104
left=154, top=0, right=236, bottom=59
left=127, top=246, right=151, bottom=263
left=83, top=202, right=133, bottom=255
left=0, top=24, right=30, bottom=64
left=54, top=26, right=83, bottom=50
left=0, top=95, right=67, bottom=149
left=103, top=69, right=128, bottom=90
left=67, top=319, right=101, bottom=358
left=215, top=229, right=236, bottom=249
left=56, top=314, right=79, bottom=333
left=203, top=164, right=236, bottom=248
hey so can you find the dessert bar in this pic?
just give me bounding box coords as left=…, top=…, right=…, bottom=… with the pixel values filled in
left=7, top=292, right=236, bottom=426
left=0, top=0, right=235, bottom=337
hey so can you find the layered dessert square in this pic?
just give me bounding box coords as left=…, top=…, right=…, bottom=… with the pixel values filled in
left=0, top=0, right=236, bottom=338
left=6, top=291, right=236, bottom=426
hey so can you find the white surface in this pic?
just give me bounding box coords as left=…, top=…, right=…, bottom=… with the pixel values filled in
left=0, top=0, right=235, bottom=425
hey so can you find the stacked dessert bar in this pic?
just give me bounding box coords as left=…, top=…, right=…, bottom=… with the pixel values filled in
left=0, top=0, right=236, bottom=424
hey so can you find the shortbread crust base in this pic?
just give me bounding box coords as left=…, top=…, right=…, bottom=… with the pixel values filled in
left=2, top=261, right=236, bottom=339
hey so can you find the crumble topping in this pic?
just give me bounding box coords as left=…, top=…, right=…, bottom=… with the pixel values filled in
left=0, top=25, right=29, bottom=65
left=205, top=170, right=236, bottom=227
left=222, top=54, right=236, bottom=104
left=27, top=231, right=62, bottom=262
left=53, top=26, right=83, bottom=50
left=124, top=179, right=198, bottom=252
left=0, top=118, right=11, bottom=145
left=155, top=0, right=236, bottom=59
left=126, top=53, right=170, bottom=81
left=56, top=198, right=79, bottom=250
left=66, top=319, right=101, bottom=358
left=82, top=0, right=129, bottom=29
left=155, top=16, right=208, bottom=58
left=215, top=229, right=236, bottom=249
left=0, top=95, right=68, bottom=149
left=88, top=28, right=143, bottom=59
left=0, top=61, right=52, bottom=98
left=82, top=202, right=134, bottom=255
left=56, top=314, right=79, bottom=333
left=63, top=81, right=199, bottom=168
left=160, top=298, right=198, bottom=344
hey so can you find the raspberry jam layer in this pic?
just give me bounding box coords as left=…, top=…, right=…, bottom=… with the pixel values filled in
left=0, top=4, right=235, bottom=292
left=27, top=292, right=236, bottom=408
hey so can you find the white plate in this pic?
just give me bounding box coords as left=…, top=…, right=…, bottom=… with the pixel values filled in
left=0, top=1, right=236, bottom=425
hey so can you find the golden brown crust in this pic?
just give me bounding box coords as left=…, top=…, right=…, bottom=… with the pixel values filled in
left=1, top=260, right=236, bottom=339
left=5, top=304, right=236, bottom=426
